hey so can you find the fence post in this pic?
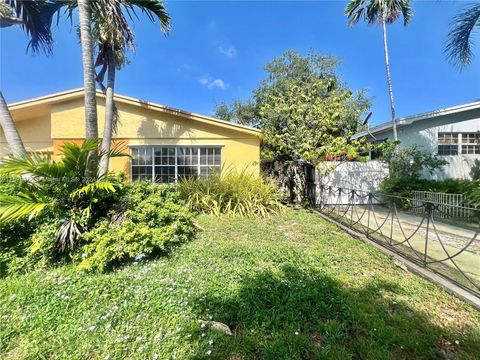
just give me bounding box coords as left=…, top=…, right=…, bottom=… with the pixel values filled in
left=389, top=199, right=395, bottom=246
left=350, top=190, right=355, bottom=226
left=423, top=202, right=433, bottom=267
left=366, top=193, right=372, bottom=238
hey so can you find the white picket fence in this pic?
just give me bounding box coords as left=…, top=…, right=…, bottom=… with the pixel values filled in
left=412, top=191, right=469, bottom=218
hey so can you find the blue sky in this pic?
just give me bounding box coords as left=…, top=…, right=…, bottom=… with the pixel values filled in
left=1, top=1, right=479, bottom=126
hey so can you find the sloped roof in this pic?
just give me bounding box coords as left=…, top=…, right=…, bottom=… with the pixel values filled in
left=352, top=101, right=480, bottom=140
left=8, top=88, right=262, bottom=138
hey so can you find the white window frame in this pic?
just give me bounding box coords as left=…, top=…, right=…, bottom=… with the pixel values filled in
left=437, top=132, right=460, bottom=156
left=129, top=145, right=223, bottom=183
left=461, top=133, right=480, bottom=155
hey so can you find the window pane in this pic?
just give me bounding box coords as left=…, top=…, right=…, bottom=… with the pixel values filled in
left=154, top=166, right=175, bottom=183
left=438, top=145, right=458, bottom=155
left=438, top=133, right=457, bottom=144
left=462, top=145, right=480, bottom=154
left=462, top=133, right=480, bottom=144
left=200, top=148, right=207, bottom=165
left=214, top=148, right=221, bottom=166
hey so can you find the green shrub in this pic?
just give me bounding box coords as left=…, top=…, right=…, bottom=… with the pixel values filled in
left=76, top=182, right=195, bottom=272
left=177, top=166, right=285, bottom=217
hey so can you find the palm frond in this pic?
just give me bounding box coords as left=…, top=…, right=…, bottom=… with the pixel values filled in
left=0, top=152, right=69, bottom=179
left=4, top=0, right=64, bottom=54
left=70, top=181, right=117, bottom=200
left=345, top=0, right=412, bottom=27
left=445, top=3, right=480, bottom=68
left=0, top=191, right=50, bottom=221
left=123, top=0, right=170, bottom=33
left=57, top=218, right=82, bottom=252
left=90, top=0, right=135, bottom=51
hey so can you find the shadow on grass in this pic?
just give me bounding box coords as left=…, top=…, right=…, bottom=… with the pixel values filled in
left=191, top=265, right=479, bottom=360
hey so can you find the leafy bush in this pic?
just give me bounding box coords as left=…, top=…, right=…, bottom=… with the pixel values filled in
left=76, top=183, right=195, bottom=272
left=0, top=141, right=126, bottom=259
left=0, top=176, right=41, bottom=276
left=177, top=167, right=285, bottom=217
left=379, top=145, right=447, bottom=200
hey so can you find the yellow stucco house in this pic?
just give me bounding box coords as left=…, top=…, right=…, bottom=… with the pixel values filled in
left=1, top=89, right=261, bottom=183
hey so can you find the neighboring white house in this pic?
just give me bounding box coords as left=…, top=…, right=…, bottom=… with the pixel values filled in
left=353, top=101, right=480, bottom=180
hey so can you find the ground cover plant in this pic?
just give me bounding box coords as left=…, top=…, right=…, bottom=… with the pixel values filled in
left=1, top=209, right=479, bottom=359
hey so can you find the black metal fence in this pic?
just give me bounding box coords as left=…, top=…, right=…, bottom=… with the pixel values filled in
left=308, top=184, right=480, bottom=298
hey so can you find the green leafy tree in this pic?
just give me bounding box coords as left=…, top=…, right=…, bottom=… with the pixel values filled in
left=215, top=50, right=371, bottom=162
left=445, top=3, right=480, bottom=68
left=345, top=0, right=413, bottom=142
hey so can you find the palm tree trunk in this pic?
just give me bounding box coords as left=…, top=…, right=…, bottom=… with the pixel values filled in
left=0, top=90, right=26, bottom=157
left=98, top=48, right=116, bottom=178
left=78, top=0, right=98, bottom=178
left=382, top=18, right=398, bottom=142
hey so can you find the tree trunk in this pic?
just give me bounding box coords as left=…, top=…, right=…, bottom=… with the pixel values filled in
left=382, top=18, right=398, bottom=142
left=78, top=0, right=98, bottom=178
left=0, top=90, right=26, bottom=157
left=98, top=48, right=116, bottom=178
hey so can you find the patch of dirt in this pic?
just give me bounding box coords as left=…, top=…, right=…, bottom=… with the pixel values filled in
left=436, top=339, right=459, bottom=360
left=310, top=332, right=324, bottom=348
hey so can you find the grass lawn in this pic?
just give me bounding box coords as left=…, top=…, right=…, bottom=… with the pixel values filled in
left=1, top=209, right=479, bottom=359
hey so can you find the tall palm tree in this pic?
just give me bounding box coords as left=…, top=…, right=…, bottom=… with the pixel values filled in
left=345, top=0, right=413, bottom=141
left=0, top=0, right=61, bottom=157
left=77, top=0, right=99, bottom=178
left=92, top=0, right=170, bottom=177
left=445, top=3, right=480, bottom=68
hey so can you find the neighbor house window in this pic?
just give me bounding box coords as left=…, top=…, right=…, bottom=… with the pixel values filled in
left=437, top=133, right=459, bottom=155
left=131, top=146, right=222, bottom=183
left=461, top=133, right=480, bottom=155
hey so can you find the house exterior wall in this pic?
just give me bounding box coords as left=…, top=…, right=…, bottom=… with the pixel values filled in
left=1, top=94, right=261, bottom=180
left=369, top=109, right=480, bottom=180
left=0, top=113, right=53, bottom=156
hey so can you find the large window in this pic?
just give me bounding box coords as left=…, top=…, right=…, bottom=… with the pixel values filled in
left=437, top=133, right=459, bottom=155
left=131, top=146, right=222, bottom=183
left=461, top=133, right=480, bottom=155
left=437, top=132, right=480, bottom=156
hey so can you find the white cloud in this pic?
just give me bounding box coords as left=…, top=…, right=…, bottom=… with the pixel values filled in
left=199, top=75, right=229, bottom=90
left=217, top=45, right=236, bottom=58
left=177, top=63, right=191, bottom=73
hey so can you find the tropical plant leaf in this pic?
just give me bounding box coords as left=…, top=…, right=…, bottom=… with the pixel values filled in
left=445, top=3, right=480, bottom=68
left=70, top=181, right=117, bottom=200
left=0, top=191, right=50, bottom=221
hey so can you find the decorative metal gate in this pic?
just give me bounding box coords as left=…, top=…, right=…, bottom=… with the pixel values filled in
left=308, top=184, right=480, bottom=299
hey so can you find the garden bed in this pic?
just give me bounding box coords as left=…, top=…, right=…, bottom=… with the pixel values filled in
left=1, top=209, right=479, bottom=359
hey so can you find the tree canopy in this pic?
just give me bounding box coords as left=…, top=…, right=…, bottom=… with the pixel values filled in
left=215, top=50, right=371, bottom=162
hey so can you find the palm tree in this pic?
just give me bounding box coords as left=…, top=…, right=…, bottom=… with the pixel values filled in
left=0, top=0, right=61, bottom=157
left=77, top=0, right=99, bottom=178
left=0, top=139, right=125, bottom=251
left=345, top=0, right=413, bottom=141
left=445, top=3, right=480, bottom=68
left=92, top=0, right=170, bottom=177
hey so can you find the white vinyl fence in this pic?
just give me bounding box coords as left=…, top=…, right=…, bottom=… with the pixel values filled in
left=412, top=191, right=470, bottom=218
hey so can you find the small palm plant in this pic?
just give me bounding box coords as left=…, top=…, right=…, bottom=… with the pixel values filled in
left=0, top=140, right=126, bottom=252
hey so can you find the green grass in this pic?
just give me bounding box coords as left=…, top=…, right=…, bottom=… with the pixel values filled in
left=1, top=209, right=479, bottom=359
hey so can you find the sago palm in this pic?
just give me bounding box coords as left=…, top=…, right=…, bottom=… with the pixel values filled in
left=445, top=3, right=480, bottom=68
left=345, top=0, right=413, bottom=141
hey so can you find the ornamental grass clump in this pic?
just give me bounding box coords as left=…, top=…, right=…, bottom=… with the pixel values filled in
left=177, top=166, right=285, bottom=217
